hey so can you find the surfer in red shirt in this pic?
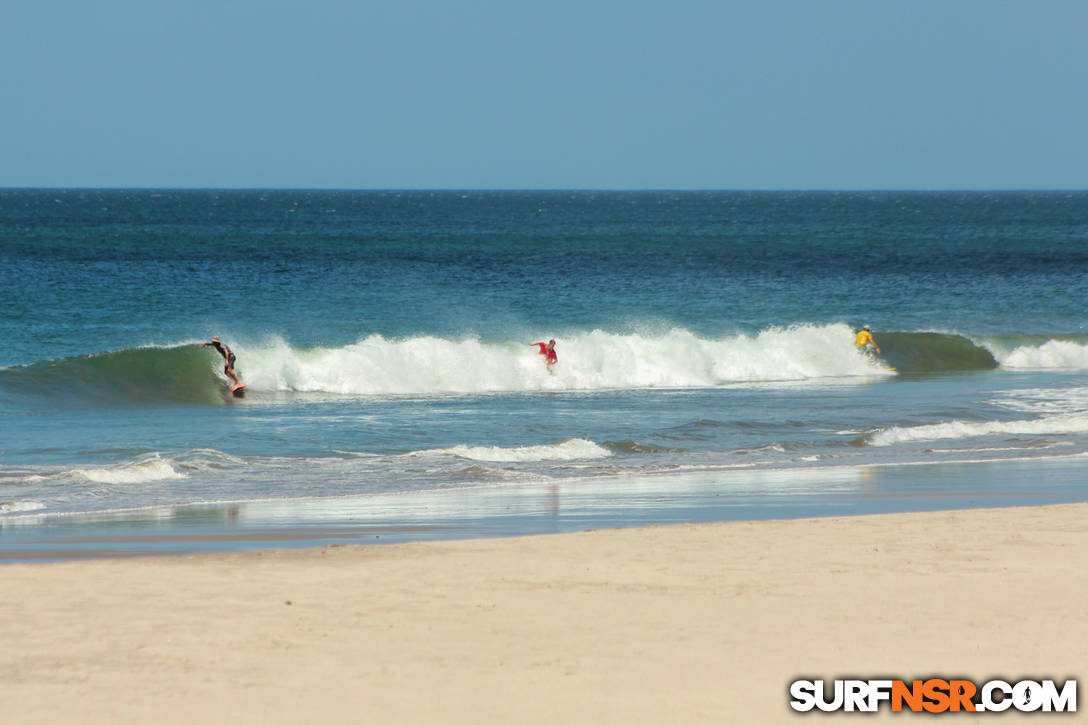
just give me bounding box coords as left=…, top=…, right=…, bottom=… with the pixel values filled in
left=531, top=339, right=558, bottom=371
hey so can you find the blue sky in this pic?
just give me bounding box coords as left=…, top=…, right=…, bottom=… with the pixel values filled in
left=2, top=0, right=1085, bottom=189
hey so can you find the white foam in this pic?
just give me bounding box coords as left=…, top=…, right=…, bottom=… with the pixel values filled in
left=72, top=457, right=187, bottom=484
left=869, top=415, right=1088, bottom=447
left=232, top=324, right=888, bottom=396
left=998, top=340, right=1088, bottom=370
left=0, top=501, right=46, bottom=514
left=421, top=438, right=613, bottom=462
left=990, top=387, right=1088, bottom=415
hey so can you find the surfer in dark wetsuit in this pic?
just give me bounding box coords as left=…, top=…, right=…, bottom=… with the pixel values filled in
left=201, top=336, right=240, bottom=388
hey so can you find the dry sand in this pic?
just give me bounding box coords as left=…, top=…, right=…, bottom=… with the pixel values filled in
left=3, top=503, right=1085, bottom=723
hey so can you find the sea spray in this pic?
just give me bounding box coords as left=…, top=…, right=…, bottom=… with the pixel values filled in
left=237, top=324, right=889, bottom=395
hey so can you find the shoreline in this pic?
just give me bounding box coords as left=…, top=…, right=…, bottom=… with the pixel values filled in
left=5, top=502, right=1086, bottom=723
left=4, top=454, right=1088, bottom=563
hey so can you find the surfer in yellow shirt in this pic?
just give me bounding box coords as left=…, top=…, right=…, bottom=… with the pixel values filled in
left=854, top=325, right=880, bottom=354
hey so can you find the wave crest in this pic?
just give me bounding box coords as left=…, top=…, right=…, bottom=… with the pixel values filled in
left=999, top=340, right=1088, bottom=370
left=868, top=415, right=1088, bottom=447
left=72, top=457, right=187, bottom=484
left=419, top=438, right=613, bottom=462
left=8, top=326, right=1086, bottom=403
left=240, top=324, right=888, bottom=395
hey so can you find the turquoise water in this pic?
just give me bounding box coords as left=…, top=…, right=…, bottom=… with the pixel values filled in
left=2, top=190, right=1087, bottom=554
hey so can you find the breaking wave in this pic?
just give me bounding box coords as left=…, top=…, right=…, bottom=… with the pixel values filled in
left=4, top=328, right=1085, bottom=404
left=997, top=339, right=1088, bottom=370
left=72, top=456, right=188, bottom=484
left=868, top=415, right=1088, bottom=447
left=415, top=438, right=613, bottom=462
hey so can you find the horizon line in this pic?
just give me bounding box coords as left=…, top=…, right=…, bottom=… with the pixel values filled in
left=2, top=186, right=1087, bottom=193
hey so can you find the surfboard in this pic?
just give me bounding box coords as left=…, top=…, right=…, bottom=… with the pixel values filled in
left=231, top=382, right=247, bottom=397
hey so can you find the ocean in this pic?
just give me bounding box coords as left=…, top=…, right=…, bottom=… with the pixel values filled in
left=2, top=190, right=1087, bottom=558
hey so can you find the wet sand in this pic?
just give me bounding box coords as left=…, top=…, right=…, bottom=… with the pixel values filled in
left=4, top=503, right=1085, bottom=723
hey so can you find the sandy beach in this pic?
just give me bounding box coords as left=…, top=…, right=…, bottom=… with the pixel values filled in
left=4, top=503, right=1085, bottom=723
